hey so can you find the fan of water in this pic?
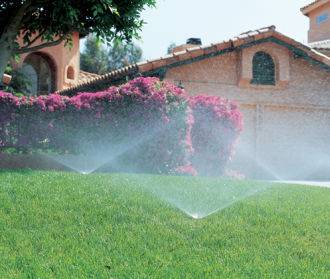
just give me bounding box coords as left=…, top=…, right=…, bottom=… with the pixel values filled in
left=129, top=175, right=273, bottom=219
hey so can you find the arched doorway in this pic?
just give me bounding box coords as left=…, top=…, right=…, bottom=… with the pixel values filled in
left=21, top=52, right=56, bottom=95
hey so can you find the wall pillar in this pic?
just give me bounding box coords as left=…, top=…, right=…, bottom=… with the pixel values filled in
left=255, top=104, right=264, bottom=178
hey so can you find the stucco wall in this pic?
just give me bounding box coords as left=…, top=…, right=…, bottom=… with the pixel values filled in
left=15, top=32, right=80, bottom=91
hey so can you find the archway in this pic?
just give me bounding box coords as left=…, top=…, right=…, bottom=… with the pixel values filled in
left=21, top=52, right=56, bottom=95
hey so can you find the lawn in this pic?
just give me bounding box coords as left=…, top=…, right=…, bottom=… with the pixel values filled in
left=0, top=171, right=329, bottom=278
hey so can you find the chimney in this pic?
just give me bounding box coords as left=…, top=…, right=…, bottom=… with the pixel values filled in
left=172, top=38, right=202, bottom=53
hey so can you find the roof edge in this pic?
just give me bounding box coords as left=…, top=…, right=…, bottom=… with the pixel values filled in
left=301, top=0, right=329, bottom=16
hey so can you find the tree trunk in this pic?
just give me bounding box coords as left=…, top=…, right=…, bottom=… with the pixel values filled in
left=0, top=1, right=31, bottom=87
left=0, top=43, right=12, bottom=88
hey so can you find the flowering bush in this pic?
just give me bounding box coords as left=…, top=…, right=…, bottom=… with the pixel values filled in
left=0, top=78, right=191, bottom=174
left=190, top=96, right=243, bottom=176
left=0, top=77, right=243, bottom=175
left=0, top=92, right=19, bottom=148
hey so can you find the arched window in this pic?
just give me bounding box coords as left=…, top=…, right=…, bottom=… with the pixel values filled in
left=21, top=53, right=55, bottom=95
left=66, top=66, right=75, bottom=80
left=251, top=51, right=275, bottom=85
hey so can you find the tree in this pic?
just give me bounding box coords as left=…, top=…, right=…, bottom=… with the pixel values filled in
left=80, top=35, right=143, bottom=74
left=4, top=64, right=31, bottom=95
left=0, top=0, right=155, bottom=86
left=80, top=35, right=109, bottom=75
left=107, top=40, right=142, bottom=71
left=167, top=42, right=176, bottom=54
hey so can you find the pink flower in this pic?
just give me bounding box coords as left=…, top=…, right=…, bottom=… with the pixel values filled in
left=176, top=165, right=197, bottom=176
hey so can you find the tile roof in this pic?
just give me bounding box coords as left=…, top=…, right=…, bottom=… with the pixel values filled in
left=309, top=39, right=330, bottom=49
left=314, top=48, right=330, bottom=56
left=301, top=0, right=330, bottom=15
left=78, top=70, right=101, bottom=84
left=57, top=25, right=330, bottom=95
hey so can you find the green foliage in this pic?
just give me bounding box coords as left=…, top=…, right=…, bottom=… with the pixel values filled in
left=0, top=171, right=329, bottom=278
left=80, top=35, right=109, bottom=75
left=0, top=0, right=155, bottom=80
left=0, top=0, right=156, bottom=48
left=3, top=63, right=31, bottom=96
left=107, top=39, right=143, bottom=71
left=167, top=42, right=177, bottom=54
left=80, top=34, right=143, bottom=74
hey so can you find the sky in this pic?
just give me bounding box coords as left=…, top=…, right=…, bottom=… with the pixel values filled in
left=135, top=0, right=313, bottom=60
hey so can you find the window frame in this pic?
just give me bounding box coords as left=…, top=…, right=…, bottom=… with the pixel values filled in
left=250, top=51, right=276, bottom=86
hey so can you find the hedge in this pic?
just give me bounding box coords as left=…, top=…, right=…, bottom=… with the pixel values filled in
left=0, top=77, right=242, bottom=175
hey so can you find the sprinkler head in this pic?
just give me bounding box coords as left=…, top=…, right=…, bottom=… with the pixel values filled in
left=191, top=213, right=201, bottom=219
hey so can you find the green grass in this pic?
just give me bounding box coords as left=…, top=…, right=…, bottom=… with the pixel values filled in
left=0, top=171, right=329, bottom=278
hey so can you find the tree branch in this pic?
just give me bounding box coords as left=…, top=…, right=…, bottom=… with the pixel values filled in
left=23, top=29, right=46, bottom=48
left=0, top=0, right=33, bottom=42
left=15, top=36, right=65, bottom=54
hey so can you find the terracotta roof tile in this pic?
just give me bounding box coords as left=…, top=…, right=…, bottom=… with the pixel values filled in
left=78, top=70, right=101, bottom=84
left=57, top=65, right=139, bottom=95
left=310, top=39, right=330, bottom=49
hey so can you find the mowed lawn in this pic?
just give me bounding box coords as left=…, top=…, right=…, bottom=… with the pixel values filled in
left=0, top=171, right=329, bottom=278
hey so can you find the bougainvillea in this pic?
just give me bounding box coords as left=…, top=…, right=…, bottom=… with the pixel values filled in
left=190, top=95, right=243, bottom=176
left=0, top=78, right=192, bottom=174
left=0, top=77, right=243, bottom=175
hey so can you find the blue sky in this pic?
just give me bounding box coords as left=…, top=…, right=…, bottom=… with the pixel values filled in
left=136, top=0, right=312, bottom=60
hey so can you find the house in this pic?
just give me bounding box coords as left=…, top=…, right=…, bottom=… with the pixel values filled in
left=3, top=0, right=330, bottom=180
left=56, top=1, right=330, bottom=180
left=10, top=32, right=99, bottom=95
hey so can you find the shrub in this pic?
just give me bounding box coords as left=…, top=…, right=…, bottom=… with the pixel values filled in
left=0, top=92, right=19, bottom=149
left=0, top=78, right=192, bottom=174
left=190, top=96, right=243, bottom=176
left=0, top=78, right=243, bottom=176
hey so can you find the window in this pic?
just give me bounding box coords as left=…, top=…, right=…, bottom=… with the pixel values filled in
left=251, top=51, right=275, bottom=85
left=66, top=66, right=75, bottom=80
left=316, top=13, right=329, bottom=25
